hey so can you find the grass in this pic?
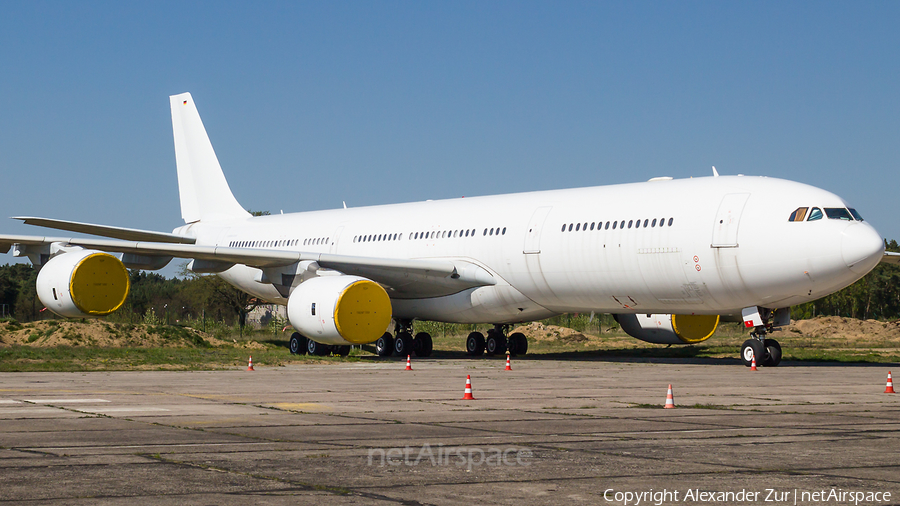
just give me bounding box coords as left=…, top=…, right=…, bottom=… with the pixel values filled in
left=1, top=320, right=899, bottom=371
left=0, top=340, right=358, bottom=372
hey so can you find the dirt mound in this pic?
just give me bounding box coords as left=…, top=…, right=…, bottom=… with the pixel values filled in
left=511, top=322, right=590, bottom=343
left=771, top=316, right=900, bottom=344
left=0, top=320, right=228, bottom=348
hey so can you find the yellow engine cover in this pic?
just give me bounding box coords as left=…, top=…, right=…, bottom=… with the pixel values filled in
left=333, top=280, right=393, bottom=344
left=671, top=314, right=720, bottom=343
left=70, top=252, right=131, bottom=316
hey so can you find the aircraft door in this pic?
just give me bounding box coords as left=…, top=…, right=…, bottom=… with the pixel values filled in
left=523, top=206, right=552, bottom=254
left=711, top=193, right=750, bottom=248
left=330, top=227, right=344, bottom=254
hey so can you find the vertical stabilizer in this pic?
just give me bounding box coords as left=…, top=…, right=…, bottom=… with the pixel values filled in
left=170, top=93, right=250, bottom=223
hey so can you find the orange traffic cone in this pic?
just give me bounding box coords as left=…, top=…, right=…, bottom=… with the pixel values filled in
left=664, top=384, right=675, bottom=409
left=247, top=356, right=255, bottom=371
left=750, top=354, right=758, bottom=371
left=405, top=355, right=413, bottom=371
left=886, top=371, right=895, bottom=394
left=505, top=351, right=512, bottom=371
left=461, top=375, right=476, bottom=400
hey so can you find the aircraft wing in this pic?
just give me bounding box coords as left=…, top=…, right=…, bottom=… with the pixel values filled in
left=882, top=251, right=900, bottom=265
left=13, top=216, right=196, bottom=244
left=0, top=234, right=495, bottom=297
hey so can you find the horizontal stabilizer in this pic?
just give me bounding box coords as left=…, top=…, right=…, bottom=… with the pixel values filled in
left=13, top=217, right=195, bottom=244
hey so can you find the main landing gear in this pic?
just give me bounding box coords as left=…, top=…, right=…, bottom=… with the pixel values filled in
left=288, top=332, right=351, bottom=357
left=740, top=307, right=783, bottom=367
left=466, top=324, right=528, bottom=357
left=375, top=319, right=433, bottom=358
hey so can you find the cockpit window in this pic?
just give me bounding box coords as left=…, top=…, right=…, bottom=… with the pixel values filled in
left=824, top=208, right=853, bottom=221
left=807, top=208, right=823, bottom=221
left=788, top=207, right=808, bottom=222
left=848, top=208, right=864, bottom=221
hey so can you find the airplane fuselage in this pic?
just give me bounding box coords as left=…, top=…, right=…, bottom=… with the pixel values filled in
left=178, top=175, right=884, bottom=324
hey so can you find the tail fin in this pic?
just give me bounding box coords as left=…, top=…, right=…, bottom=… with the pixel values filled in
left=170, top=93, right=250, bottom=223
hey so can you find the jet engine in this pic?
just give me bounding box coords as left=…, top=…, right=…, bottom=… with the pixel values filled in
left=615, top=313, right=719, bottom=345
left=36, top=250, right=130, bottom=318
left=287, top=275, right=392, bottom=345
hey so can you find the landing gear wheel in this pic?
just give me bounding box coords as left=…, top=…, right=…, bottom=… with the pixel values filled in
left=413, top=332, right=433, bottom=357
left=763, top=339, right=782, bottom=367
left=485, top=330, right=507, bottom=356
left=376, top=333, right=394, bottom=357
left=741, top=339, right=765, bottom=367
left=336, top=345, right=351, bottom=357
left=289, top=332, right=307, bottom=355
left=466, top=332, right=485, bottom=356
left=394, top=331, right=414, bottom=356
left=307, top=339, right=329, bottom=356
left=508, top=332, right=527, bottom=356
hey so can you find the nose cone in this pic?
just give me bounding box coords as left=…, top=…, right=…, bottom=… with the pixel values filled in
left=842, top=223, right=884, bottom=274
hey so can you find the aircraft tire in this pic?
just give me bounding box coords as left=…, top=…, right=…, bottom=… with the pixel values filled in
left=394, top=332, right=414, bottom=356
left=741, top=339, right=765, bottom=367
left=485, top=330, right=507, bottom=356
left=508, top=332, right=527, bottom=356
left=307, top=339, right=329, bottom=357
left=466, top=332, right=485, bottom=356
left=376, top=333, right=394, bottom=357
left=289, top=332, right=307, bottom=355
left=413, top=332, right=433, bottom=357
left=763, top=339, right=782, bottom=367
left=336, top=345, right=351, bottom=357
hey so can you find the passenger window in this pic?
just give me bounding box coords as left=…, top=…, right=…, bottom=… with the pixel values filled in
left=590, top=222, right=595, bottom=230
left=668, top=218, right=673, bottom=226
left=502, top=227, right=506, bottom=235
left=583, top=222, right=588, bottom=231
left=605, top=221, right=610, bottom=230
left=651, top=218, right=657, bottom=227
left=807, top=208, right=823, bottom=221
left=824, top=208, right=853, bottom=221
left=643, top=219, right=648, bottom=228
left=628, top=220, right=633, bottom=229
left=635, top=220, right=641, bottom=229
left=620, top=220, right=625, bottom=229
left=311, top=303, right=316, bottom=316
left=612, top=221, right=617, bottom=229
left=575, top=223, right=580, bottom=231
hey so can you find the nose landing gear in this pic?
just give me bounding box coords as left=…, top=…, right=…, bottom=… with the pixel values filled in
left=740, top=307, right=786, bottom=367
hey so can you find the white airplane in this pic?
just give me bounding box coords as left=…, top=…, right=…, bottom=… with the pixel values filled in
left=2, top=93, right=895, bottom=366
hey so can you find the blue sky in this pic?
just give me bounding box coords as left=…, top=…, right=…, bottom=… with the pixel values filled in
left=1, top=2, right=899, bottom=276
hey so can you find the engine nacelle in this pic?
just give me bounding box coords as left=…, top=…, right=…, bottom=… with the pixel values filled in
left=287, top=275, right=392, bottom=345
left=615, top=313, right=719, bottom=345
left=36, top=250, right=130, bottom=318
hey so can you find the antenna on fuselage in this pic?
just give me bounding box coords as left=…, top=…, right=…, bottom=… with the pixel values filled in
left=712, top=166, right=720, bottom=177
